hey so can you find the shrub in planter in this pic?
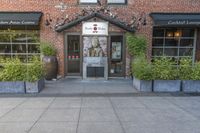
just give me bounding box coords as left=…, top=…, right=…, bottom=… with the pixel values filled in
left=40, top=41, right=58, bottom=80
left=132, top=55, right=153, bottom=92
left=126, top=33, right=147, bottom=56
left=25, top=57, right=45, bottom=93
left=181, top=59, right=200, bottom=93
left=179, top=58, right=193, bottom=80
left=126, top=33, right=148, bottom=78
left=152, top=57, right=180, bottom=92
left=0, top=58, right=26, bottom=93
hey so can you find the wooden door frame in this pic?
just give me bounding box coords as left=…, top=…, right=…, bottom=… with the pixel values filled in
left=64, top=32, right=83, bottom=76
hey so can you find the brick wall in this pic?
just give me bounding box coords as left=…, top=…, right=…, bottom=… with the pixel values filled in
left=1, top=0, right=200, bottom=77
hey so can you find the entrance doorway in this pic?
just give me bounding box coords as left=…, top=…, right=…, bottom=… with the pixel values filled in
left=82, top=36, right=108, bottom=79
left=109, top=35, right=125, bottom=77
left=65, top=35, right=81, bottom=76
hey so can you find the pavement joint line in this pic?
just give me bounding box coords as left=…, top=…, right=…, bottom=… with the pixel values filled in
left=132, top=96, right=151, bottom=111
left=76, top=96, right=83, bottom=133
left=0, top=98, right=28, bottom=120
left=162, top=97, right=200, bottom=121
left=1, top=92, right=200, bottom=98
left=27, top=97, right=56, bottom=133
left=162, top=97, right=196, bottom=133
left=108, top=97, right=127, bottom=133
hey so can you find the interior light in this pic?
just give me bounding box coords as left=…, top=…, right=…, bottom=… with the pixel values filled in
left=167, top=32, right=173, bottom=37
left=174, top=30, right=182, bottom=37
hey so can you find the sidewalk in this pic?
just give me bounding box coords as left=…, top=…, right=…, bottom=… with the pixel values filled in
left=41, top=78, right=137, bottom=95
left=0, top=96, right=200, bottom=133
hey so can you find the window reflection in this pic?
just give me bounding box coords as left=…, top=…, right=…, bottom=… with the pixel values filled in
left=152, top=28, right=195, bottom=64
left=0, top=28, right=40, bottom=63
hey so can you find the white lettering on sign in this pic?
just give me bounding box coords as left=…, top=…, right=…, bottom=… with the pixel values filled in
left=0, top=20, right=36, bottom=25
left=168, top=20, right=200, bottom=25
left=82, top=22, right=108, bottom=36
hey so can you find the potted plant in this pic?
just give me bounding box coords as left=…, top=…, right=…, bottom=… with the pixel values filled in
left=25, top=57, right=45, bottom=93
left=40, top=41, right=58, bottom=80
left=180, top=58, right=200, bottom=92
left=132, top=55, right=153, bottom=92
left=152, top=57, right=181, bottom=92
left=0, top=58, right=26, bottom=93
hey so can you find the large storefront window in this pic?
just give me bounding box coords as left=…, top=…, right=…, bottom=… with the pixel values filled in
left=152, top=28, right=196, bottom=63
left=0, top=27, right=40, bottom=63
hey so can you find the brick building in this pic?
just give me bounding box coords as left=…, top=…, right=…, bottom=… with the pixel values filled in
left=0, top=0, right=200, bottom=79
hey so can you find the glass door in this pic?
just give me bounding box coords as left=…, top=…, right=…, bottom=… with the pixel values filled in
left=66, top=35, right=81, bottom=75
left=109, top=35, right=124, bottom=77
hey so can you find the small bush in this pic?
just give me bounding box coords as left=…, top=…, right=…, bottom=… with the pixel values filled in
left=40, top=41, right=56, bottom=56
left=192, top=62, right=200, bottom=80
left=126, top=33, right=147, bottom=56
left=152, top=57, right=178, bottom=80
left=0, top=57, right=44, bottom=82
left=26, top=57, right=44, bottom=82
left=0, top=58, right=26, bottom=81
left=179, top=58, right=193, bottom=80
left=132, top=55, right=153, bottom=80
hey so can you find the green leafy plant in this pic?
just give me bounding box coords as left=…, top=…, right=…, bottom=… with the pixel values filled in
left=26, top=56, right=44, bottom=82
left=0, top=57, right=44, bottom=82
left=152, top=57, right=178, bottom=80
left=192, top=62, right=200, bottom=80
left=40, top=41, right=56, bottom=56
left=0, top=58, right=26, bottom=81
left=132, top=55, right=153, bottom=80
left=126, top=33, right=147, bottom=56
left=179, top=58, right=193, bottom=80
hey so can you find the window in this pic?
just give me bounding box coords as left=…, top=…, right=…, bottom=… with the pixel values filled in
left=152, top=28, right=196, bottom=64
left=79, top=0, right=97, bottom=4
left=107, top=0, right=127, bottom=4
left=79, top=0, right=127, bottom=4
left=0, top=27, right=40, bottom=63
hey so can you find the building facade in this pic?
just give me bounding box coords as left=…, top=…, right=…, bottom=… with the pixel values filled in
left=0, top=0, right=200, bottom=79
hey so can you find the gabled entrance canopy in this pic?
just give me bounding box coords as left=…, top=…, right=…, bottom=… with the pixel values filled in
left=55, top=12, right=135, bottom=32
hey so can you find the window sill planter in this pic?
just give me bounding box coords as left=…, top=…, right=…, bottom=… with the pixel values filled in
left=25, top=78, right=45, bottom=93
left=0, top=81, right=25, bottom=93
left=133, top=77, right=152, bottom=92
left=153, top=80, right=181, bottom=92
left=182, top=80, right=200, bottom=93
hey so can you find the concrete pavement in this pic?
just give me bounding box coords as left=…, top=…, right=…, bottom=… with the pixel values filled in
left=41, top=78, right=137, bottom=95
left=0, top=96, right=200, bottom=133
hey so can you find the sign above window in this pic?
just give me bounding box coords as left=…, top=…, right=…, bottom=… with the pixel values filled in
left=150, top=13, right=200, bottom=27
left=82, top=22, right=108, bottom=36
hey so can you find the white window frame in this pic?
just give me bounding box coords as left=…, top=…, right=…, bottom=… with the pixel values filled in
left=107, top=0, right=127, bottom=5
left=79, top=0, right=97, bottom=4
